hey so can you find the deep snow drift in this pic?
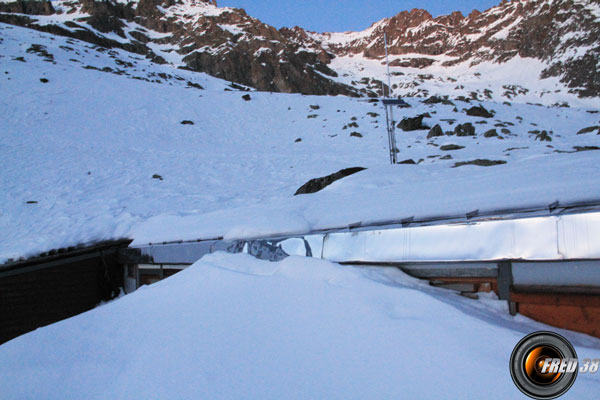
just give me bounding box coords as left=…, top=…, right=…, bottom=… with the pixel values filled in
left=0, top=252, right=598, bottom=399
left=1, top=22, right=599, bottom=262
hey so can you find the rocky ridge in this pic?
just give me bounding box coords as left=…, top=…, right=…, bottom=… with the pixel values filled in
left=0, top=0, right=599, bottom=100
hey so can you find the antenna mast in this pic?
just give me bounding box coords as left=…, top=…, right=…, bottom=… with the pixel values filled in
left=382, top=32, right=397, bottom=164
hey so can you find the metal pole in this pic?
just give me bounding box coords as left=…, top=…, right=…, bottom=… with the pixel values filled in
left=384, top=104, right=393, bottom=164
left=383, top=33, right=397, bottom=164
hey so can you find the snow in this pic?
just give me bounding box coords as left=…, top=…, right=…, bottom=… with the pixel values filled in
left=0, top=252, right=598, bottom=399
left=328, top=53, right=600, bottom=107
left=1, top=22, right=600, bottom=263
left=218, top=23, right=245, bottom=36
left=1, top=10, right=600, bottom=399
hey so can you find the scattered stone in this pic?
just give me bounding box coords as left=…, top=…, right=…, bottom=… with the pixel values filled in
left=466, top=105, right=493, bottom=118
left=26, top=44, right=54, bottom=63
left=427, top=124, right=444, bottom=139
left=453, top=159, right=507, bottom=168
left=573, top=146, right=600, bottom=152
left=347, top=122, right=359, bottom=128
left=26, top=201, right=38, bottom=204
left=295, top=167, right=366, bottom=195
left=531, top=130, right=552, bottom=142
left=397, top=114, right=430, bottom=131
left=294, top=138, right=302, bottom=142
left=40, top=78, right=48, bottom=83
left=186, top=81, right=203, bottom=89
left=483, top=129, right=498, bottom=138
left=307, top=114, right=318, bottom=119
left=504, top=147, right=529, bottom=152
left=398, top=159, right=416, bottom=165
left=475, top=120, right=488, bottom=124
left=350, top=132, right=363, bottom=138
left=351, top=116, right=357, bottom=121
left=13, top=56, right=26, bottom=62
left=440, top=118, right=456, bottom=125
left=242, top=94, right=251, bottom=101
left=152, top=174, right=163, bottom=180
left=422, top=96, right=455, bottom=106
left=453, top=123, right=475, bottom=136
left=440, top=155, right=453, bottom=160
left=577, top=126, right=600, bottom=135
left=367, top=112, right=379, bottom=118
left=180, top=120, right=194, bottom=125
left=309, top=104, right=320, bottom=110
left=440, top=144, right=465, bottom=151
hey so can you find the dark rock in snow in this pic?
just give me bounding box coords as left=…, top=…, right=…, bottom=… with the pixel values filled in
left=577, top=126, right=600, bottom=134
left=440, top=144, right=465, bottom=151
left=532, top=130, right=552, bottom=142
left=350, top=132, right=363, bottom=138
left=483, top=129, right=498, bottom=137
left=423, top=96, right=444, bottom=105
left=398, top=159, right=416, bottom=164
left=180, top=120, right=194, bottom=125
left=295, top=167, right=366, bottom=195
left=398, top=114, right=430, bottom=131
left=294, top=138, right=302, bottom=142
left=427, top=124, right=444, bottom=138
left=453, top=159, right=507, bottom=167
left=39, top=78, right=48, bottom=83
left=242, top=94, right=251, bottom=101
left=466, top=105, right=493, bottom=118
left=152, top=174, right=163, bottom=180
left=454, top=123, right=475, bottom=136
left=573, top=146, right=600, bottom=152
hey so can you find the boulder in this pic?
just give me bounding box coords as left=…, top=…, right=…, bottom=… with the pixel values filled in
left=294, top=167, right=366, bottom=195
left=466, top=105, right=493, bottom=118
left=427, top=124, right=444, bottom=138
left=454, top=123, right=475, bottom=136
left=397, top=114, right=430, bottom=131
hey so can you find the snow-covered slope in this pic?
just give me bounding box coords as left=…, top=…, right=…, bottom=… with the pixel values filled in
left=0, top=252, right=599, bottom=399
left=1, top=22, right=600, bottom=262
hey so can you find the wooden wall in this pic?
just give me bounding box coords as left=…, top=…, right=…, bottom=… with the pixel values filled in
left=0, top=240, right=129, bottom=344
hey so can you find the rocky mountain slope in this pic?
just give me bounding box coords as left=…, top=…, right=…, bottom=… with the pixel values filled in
left=0, top=0, right=599, bottom=103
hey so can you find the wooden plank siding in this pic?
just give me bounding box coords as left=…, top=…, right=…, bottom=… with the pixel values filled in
left=0, top=240, right=130, bottom=344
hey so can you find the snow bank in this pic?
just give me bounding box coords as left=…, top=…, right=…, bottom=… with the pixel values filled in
left=0, top=253, right=598, bottom=399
